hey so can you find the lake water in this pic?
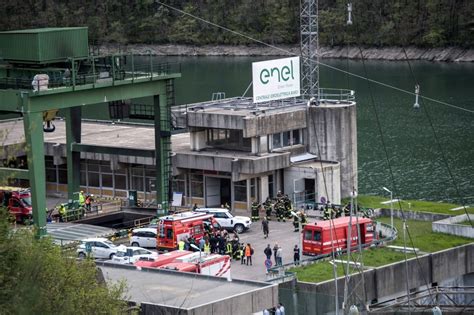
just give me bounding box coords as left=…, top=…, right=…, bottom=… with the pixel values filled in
left=83, top=56, right=474, bottom=204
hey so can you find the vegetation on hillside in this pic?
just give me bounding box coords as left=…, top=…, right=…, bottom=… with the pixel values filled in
left=1, top=1, right=473, bottom=48
left=0, top=208, right=130, bottom=314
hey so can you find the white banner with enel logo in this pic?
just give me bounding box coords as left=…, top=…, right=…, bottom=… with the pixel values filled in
left=252, top=56, right=300, bottom=103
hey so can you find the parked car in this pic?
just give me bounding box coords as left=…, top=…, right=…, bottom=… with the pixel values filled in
left=111, top=246, right=158, bottom=264
left=194, top=208, right=251, bottom=233
left=76, top=238, right=124, bottom=260
left=130, top=227, right=157, bottom=248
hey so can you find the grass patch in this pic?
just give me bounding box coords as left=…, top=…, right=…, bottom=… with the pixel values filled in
left=341, top=195, right=473, bottom=215
left=292, top=218, right=472, bottom=283
left=377, top=217, right=472, bottom=252
left=292, top=248, right=413, bottom=283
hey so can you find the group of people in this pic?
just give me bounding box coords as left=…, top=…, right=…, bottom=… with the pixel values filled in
left=252, top=192, right=295, bottom=222
left=177, top=228, right=256, bottom=264
left=263, top=242, right=301, bottom=269
left=263, top=303, right=285, bottom=315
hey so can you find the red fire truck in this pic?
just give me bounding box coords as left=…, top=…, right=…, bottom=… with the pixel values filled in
left=302, top=216, right=376, bottom=256
left=156, top=212, right=220, bottom=251
left=135, top=250, right=231, bottom=278
left=0, top=186, right=33, bottom=223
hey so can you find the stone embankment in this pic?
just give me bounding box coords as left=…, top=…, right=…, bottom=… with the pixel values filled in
left=98, top=44, right=474, bottom=62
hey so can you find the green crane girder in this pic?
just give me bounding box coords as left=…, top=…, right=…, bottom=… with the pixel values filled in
left=1, top=72, right=180, bottom=238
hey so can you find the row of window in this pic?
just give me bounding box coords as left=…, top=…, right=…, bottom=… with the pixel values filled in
left=45, top=157, right=156, bottom=192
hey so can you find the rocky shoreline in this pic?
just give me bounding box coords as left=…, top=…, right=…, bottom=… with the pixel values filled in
left=98, top=44, right=474, bottom=62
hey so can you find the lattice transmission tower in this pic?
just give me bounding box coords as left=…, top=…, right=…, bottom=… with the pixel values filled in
left=300, top=0, right=319, bottom=100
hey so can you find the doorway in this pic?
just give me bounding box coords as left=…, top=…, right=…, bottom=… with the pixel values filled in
left=205, top=177, right=231, bottom=207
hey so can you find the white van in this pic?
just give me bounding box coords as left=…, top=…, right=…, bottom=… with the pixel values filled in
left=194, top=208, right=251, bottom=233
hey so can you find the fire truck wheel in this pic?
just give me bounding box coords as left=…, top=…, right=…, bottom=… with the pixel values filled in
left=234, top=224, right=244, bottom=234
left=131, top=242, right=139, bottom=247
left=78, top=252, right=86, bottom=259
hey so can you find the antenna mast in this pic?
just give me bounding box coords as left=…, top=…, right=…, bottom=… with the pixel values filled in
left=300, top=0, right=319, bottom=100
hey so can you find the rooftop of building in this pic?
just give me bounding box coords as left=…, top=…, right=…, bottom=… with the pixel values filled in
left=99, top=263, right=276, bottom=309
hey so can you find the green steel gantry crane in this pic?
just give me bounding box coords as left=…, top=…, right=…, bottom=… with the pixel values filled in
left=0, top=27, right=180, bottom=237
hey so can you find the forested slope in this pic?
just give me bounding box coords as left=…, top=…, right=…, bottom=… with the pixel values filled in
left=1, top=0, right=473, bottom=48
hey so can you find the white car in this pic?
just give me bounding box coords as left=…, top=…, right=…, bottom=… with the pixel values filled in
left=130, top=227, right=157, bottom=248
left=77, top=238, right=124, bottom=260
left=111, top=246, right=158, bottom=264
left=195, top=208, right=251, bottom=233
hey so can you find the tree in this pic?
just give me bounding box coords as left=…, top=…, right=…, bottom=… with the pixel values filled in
left=0, top=208, right=130, bottom=314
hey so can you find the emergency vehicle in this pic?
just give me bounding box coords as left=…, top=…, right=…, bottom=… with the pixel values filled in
left=156, top=211, right=220, bottom=251
left=0, top=186, right=33, bottom=223
left=302, top=216, right=376, bottom=256
left=135, top=250, right=231, bottom=278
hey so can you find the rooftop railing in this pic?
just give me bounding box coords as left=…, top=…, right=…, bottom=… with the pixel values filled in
left=0, top=53, right=180, bottom=93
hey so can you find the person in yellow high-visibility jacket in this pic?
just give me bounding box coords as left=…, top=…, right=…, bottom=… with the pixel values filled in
left=78, top=191, right=85, bottom=207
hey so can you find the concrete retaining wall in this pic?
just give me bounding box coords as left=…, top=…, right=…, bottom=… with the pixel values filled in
left=432, top=214, right=473, bottom=238
left=374, top=208, right=451, bottom=222
left=281, top=243, right=473, bottom=311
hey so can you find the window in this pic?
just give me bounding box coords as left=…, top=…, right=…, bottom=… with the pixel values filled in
left=190, top=173, right=203, bottom=197
left=283, top=131, right=290, bottom=147
left=272, top=133, right=281, bottom=149
left=313, top=231, right=321, bottom=241
left=268, top=174, right=274, bottom=198
left=193, top=225, right=202, bottom=235
left=304, top=230, right=313, bottom=240
left=234, top=180, right=247, bottom=202
left=172, top=174, right=186, bottom=193
left=272, top=129, right=303, bottom=150
left=206, top=128, right=251, bottom=151
left=292, top=129, right=300, bottom=145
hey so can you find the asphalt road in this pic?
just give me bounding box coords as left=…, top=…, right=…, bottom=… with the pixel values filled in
left=230, top=219, right=304, bottom=282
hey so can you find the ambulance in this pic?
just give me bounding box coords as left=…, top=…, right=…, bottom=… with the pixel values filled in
left=302, top=216, right=376, bottom=256
left=156, top=211, right=220, bottom=251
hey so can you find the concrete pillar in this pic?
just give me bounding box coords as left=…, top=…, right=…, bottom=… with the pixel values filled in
left=190, top=130, right=206, bottom=151
left=23, top=111, right=47, bottom=238
left=246, top=178, right=251, bottom=212
left=259, top=135, right=268, bottom=154
left=251, top=137, right=259, bottom=155
left=307, top=103, right=357, bottom=198
left=65, top=106, right=82, bottom=200
left=260, top=175, right=269, bottom=203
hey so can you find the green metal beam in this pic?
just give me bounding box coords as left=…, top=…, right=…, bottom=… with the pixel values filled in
left=65, top=107, right=81, bottom=200
left=23, top=111, right=47, bottom=238
left=0, top=167, right=29, bottom=181
left=72, top=143, right=155, bottom=158
left=26, top=78, right=172, bottom=113
left=0, top=90, right=25, bottom=112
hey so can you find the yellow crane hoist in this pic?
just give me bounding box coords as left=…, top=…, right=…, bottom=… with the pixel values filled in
left=43, top=109, right=59, bottom=132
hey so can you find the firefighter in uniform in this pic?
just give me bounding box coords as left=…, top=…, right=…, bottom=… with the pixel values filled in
left=226, top=241, right=233, bottom=256
left=324, top=203, right=331, bottom=220
left=300, top=210, right=308, bottom=228
left=275, top=201, right=285, bottom=222
left=293, top=211, right=300, bottom=232
left=251, top=200, right=260, bottom=222
left=264, top=197, right=273, bottom=220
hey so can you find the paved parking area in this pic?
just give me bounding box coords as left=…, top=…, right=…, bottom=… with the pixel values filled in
left=230, top=219, right=307, bottom=281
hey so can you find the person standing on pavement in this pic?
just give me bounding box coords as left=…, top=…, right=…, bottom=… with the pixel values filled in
left=262, top=217, right=269, bottom=238
left=264, top=244, right=272, bottom=261
left=273, top=242, right=279, bottom=265
left=293, top=245, right=300, bottom=265
left=245, top=243, right=253, bottom=266
left=276, top=246, right=283, bottom=266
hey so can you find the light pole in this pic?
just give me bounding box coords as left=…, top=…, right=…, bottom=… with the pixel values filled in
left=383, top=186, right=393, bottom=228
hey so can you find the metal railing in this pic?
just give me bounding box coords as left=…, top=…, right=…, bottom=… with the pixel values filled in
left=318, top=88, right=355, bottom=104
left=0, top=54, right=180, bottom=92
